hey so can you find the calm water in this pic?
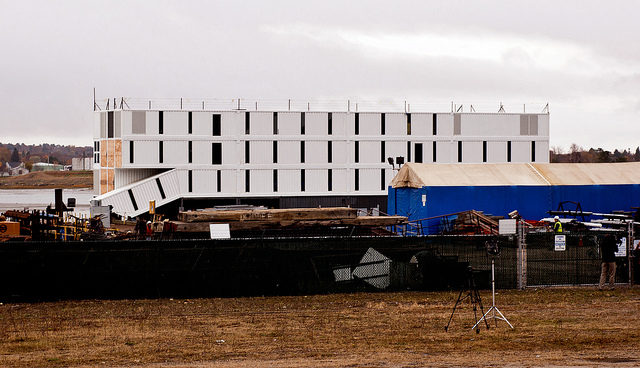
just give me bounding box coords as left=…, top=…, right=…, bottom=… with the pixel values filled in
left=0, top=188, right=95, bottom=215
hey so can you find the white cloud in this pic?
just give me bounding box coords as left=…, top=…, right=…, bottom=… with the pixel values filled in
left=264, top=23, right=639, bottom=76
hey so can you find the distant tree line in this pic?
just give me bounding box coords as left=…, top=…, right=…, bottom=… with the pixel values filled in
left=0, top=143, right=93, bottom=170
left=550, top=144, right=640, bottom=163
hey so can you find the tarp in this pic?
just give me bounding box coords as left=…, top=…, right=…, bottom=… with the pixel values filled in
left=391, top=162, right=640, bottom=188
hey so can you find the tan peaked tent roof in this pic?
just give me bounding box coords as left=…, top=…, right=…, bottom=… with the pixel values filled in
left=390, top=162, right=640, bottom=188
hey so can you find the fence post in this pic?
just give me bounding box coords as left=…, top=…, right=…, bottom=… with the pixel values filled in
left=517, top=220, right=527, bottom=289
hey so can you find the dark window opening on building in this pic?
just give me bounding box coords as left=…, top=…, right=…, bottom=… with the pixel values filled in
left=212, top=143, right=222, bottom=165
left=327, top=141, right=332, bottom=163
left=415, top=143, right=423, bottom=163
left=328, top=169, right=332, bottom=192
left=301, top=169, right=305, bottom=192
left=273, top=112, right=278, bottom=135
left=188, top=170, right=193, bottom=193
left=381, top=113, right=385, bottom=135
left=406, top=113, right=412, bottom=135
left=300, top=141, right=305, bottom=163
left=128, top=189, right=138, bottom=211
left=507, top=141, right=512, bottom=162
left=155, top=178, right=166, bottom=200
left=216, top=170, right=221, bottom=193
left=354, top=141, right=359, bottom=163
left=159, top=111, right=164, bottom=134
left=380, top=141, right=385, bottom=163
left=107, top=111, right=114, bottom=138
left=273, top=169, right=278, bottom=192
left=159, top=141, right=163, bottom=163
left=188, top=141, right=193, bottom=163
left=432, top=114, right=437, bottom=135
left=407, top=141, right=412, bottom=162
left=354, top=169, right=360, bottom=191
left=483, top=141, right=487, bottom=162
left=245, top=170, right=250, bottom=192
left=457, top=141, right=462, bottom=162
left=245, top=112, right=250, bottom=135
left=380, top=169, right=385, bottom=191
left=432, top=141, right=437, bottom=162
left=129, top=141, right=134, bottom=163
left=355, top=113, right=359, bottom=135
left=212, top=114, right=221, bottom=136
left=188, top=112, right=192, bottom=134
left=531, top=141, right=536, bottom=162
left=273, top=141, right=278, bottom=163
left=245, top=141, right=250, bottom=163
left=301, top=112, right=305, bottom=135
left=328, top=113, right=332, bottom=135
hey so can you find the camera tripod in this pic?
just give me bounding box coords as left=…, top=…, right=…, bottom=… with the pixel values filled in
left=445, top=266, right=488, bottom=333
left=472, top=258, right=514, bottom=330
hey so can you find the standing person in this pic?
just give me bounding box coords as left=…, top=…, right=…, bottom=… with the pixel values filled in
left=553, top=216, right=563, bottom=233
left=145, top=221, right=153, bottom=240
left=134, top=217, right=146, bottom=240
left=599, top=234, right=618, bottom=290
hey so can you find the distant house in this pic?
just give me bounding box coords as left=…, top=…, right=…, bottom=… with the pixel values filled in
left=5, top=162, right=29, bottom=176
left=31, top=162, right=64, bottom=172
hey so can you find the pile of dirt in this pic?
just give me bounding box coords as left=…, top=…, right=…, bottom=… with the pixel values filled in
left=0, top=171, right=92, bottom=189
left=0, top=287, right=639, bottom=367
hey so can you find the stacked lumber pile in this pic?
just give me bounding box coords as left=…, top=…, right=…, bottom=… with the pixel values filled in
left=171, top=207, right=407, bottom=232
left=454, top=210, right=502, bottom=235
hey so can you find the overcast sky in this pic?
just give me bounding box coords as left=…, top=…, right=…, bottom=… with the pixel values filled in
left=1, top=0, right=638, bottom=151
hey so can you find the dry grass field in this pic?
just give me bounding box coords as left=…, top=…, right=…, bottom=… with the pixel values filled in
left=0, top=170, right=92, bottom=189
left=1, top=287, right=639, bottom=367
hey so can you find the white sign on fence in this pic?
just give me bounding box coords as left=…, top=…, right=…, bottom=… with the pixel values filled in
left=615, top=237, right=627, bottom=257
left=209, top=224, right=231, bottom=239
left=554, top=235, right=566, bottom=251
left=499, top=219, right=517, bottom=235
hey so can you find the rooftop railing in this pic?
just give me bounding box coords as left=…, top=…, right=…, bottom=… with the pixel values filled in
left=94, top=97, right=549, bottom=114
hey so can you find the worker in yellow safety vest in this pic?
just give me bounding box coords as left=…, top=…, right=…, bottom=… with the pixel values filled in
left=553, top=216, right=563, bottom=233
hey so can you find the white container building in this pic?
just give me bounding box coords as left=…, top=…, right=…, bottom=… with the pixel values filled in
left=92, top=98, right=550, bottom=217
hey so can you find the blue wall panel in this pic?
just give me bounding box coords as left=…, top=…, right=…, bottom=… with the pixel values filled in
left=389, top=184, right=640, bottom=231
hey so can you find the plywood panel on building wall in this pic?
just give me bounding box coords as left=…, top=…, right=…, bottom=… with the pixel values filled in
left=222, top=141, right=237, bottom=165
left=332, top=169, right=348, bottom=193
left=436, top=114, right=454, bottom=136
left=436, top=140, right=453, bottom=163
left=331, top=113, right=348, bottom=136
left=100, top=140, right=108, bottom=167
left=106, top=140, right=115, bottom=167
left=221, top=112, right=242, bottom=136
left=114, top=140, right=122, bottom=167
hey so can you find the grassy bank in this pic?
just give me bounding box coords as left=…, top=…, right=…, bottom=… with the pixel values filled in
left=1, top=287, right=639, bottom=367
left=0, top=171, right=92, bottom=189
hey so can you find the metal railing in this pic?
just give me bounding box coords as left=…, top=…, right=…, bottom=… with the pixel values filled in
left=94, top=97, right=550, bottom=114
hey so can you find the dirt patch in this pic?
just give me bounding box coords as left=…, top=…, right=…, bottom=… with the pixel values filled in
left=0, top=170, right=92, bottom=189
left=1, top=287, right=639, bottom=367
